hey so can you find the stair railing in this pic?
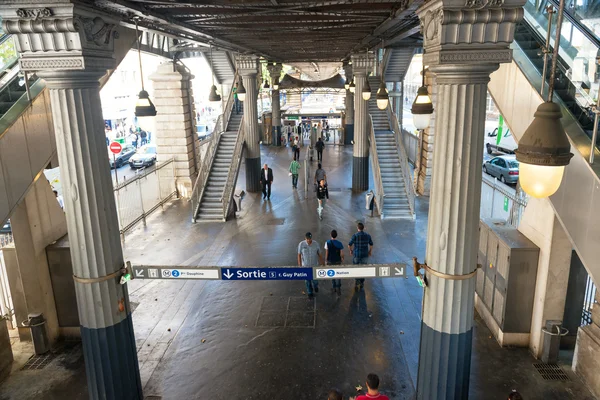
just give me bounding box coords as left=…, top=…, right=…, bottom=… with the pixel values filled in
left=368, top=114, right=385, bottom=216
left=221, top=120, right=245, bottom=221
left=388, top=107, right=416, bottom=217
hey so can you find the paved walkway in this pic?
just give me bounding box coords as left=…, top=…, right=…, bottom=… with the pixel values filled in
left=0, top=143, right=594, bottom=399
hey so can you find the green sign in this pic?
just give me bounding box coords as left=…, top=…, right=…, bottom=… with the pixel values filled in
left=286, top=116, right=299, bottom=120
left=503, top=196, right=509, bottom=212
left=497, top=115, right=504, bottom=146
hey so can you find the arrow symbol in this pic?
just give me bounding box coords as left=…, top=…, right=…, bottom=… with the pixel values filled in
left=135, top=269, right=145, bottom=278
left=223, top=269, right=234, bottom=279
left=394, top=267, right=404, bottom=276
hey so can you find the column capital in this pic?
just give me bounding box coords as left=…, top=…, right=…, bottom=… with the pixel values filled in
left=236, top=55, right=259, bottom=77
left=417, top=0, right=525, bottom=68
left=266, top=62, right=282, bottom=78
left=350, top=53, right=374, bottom=76
left=0, top=3, right=118, bottom=74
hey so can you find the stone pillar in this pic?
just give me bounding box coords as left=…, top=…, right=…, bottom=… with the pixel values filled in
left=149, top=62, right=198, bottom=197
left=575, top=290, right=600, bottom=398
left=1, top=5, right=143, bottom=399
left=237, top=56, right=261, bottom=192
left=267, top=63, right=282, bottom=146
left=415, top=2, right=524, bottom=399
left=350, top=54, right=374, bottom=191
left=344, top=63, right=354, bottom=145
left=416, top=70, right=436, bottom=196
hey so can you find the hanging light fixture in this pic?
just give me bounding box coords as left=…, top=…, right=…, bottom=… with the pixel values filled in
left=208, top=45, right=221, bottom=102
left=361, top=49, right=372, bottom=100
left=237, top=78, right=247, bottom=102
left=349, top=78, right=356, bottom=93
left=376, top=80, right=389, bottom=110
left=263, top=79, right=270, bottom=90
left=134, top=19, right=157, bottom=117
left=410, top=62, right=433, bottom=127
left=515, top=0, right=573, bottom=199
left=273, top=77, right=279, bottom=91
left=344, top=77, right=350, bottom=91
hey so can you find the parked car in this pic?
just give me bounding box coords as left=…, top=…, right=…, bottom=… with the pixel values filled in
left=108, top=144, right=136, bottom=169
left=129, top=145, right=157, bottom=169
left=0, top=219, right=11, bottom=234
left=483, top=155, right=519, bottom=184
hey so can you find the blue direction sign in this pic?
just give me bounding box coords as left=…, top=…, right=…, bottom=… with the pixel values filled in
left=221, top=267, right=313, bottom=281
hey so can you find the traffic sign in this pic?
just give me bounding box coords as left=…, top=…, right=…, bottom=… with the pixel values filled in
left=221, top=267, right=313, bottom=280
left=109, top=141, right=122, bottom=154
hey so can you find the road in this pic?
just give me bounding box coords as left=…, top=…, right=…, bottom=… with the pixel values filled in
left=111, top=163, right=145, bottom=186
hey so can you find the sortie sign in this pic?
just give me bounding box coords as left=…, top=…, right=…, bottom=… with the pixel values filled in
left=109, top=141, right=122, bottom=154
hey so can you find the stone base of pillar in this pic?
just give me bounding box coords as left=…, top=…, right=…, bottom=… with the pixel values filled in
left=344, top=124, right=354, bottom=145
left=175, top=176, right=193, bottom=198
left=81, top=313, right=143, bottom=399
left=574, top=302, right=600, bottom=398
left=246, top=157, right=262, bottom=192
left=0, top=320, right=13, bottom=383
left=272, top=126, right=281, bottom=146
left=417, top=322, right=472, bottom=399
left=352, top=156, right=368, bottom=191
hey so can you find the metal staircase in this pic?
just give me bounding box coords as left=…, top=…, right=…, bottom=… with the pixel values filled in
left=383, top=47, right=416, bottom=82
left=367, top=76, right=414, bottom=219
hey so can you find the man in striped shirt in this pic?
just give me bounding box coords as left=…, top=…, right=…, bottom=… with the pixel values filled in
left=289, top=156, right=301, bottom=189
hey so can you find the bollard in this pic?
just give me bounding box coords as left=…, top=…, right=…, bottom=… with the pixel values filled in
left=23, top=313, right=49, bottom=355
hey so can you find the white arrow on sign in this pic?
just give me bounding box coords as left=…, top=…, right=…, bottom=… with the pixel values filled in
left=223, top=269, right=234, bottom=279
left=135, top=269, right=145, bottom=278
left=394, top=267, right=404, bottom=276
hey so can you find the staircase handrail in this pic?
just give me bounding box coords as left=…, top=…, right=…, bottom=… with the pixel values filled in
left=388, top=107, right=416, bottom=217
left=221, top=119, right=245, bottom=221
left=222, top=71, right=238, bottom=132
left=191, top=126, right=222, bottom=222
left=368, top=114, right=385, bottom=216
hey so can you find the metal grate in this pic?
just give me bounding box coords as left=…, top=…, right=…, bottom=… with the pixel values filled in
left=533, top=363, right=570, bottom=381
left=21, top=353, right=55, bottom=370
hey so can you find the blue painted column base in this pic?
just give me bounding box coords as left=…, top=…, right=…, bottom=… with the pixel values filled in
left=81, top=314, right=143, bottom=400
left=345, top=124, right=354, bottom=145
left=272, top=125, right=281, bottom=146
left=417, top=322, right=472, bottom=400
left=352, top=156, right=368, bottom=191
left=246, top=157, right=262, bottom=192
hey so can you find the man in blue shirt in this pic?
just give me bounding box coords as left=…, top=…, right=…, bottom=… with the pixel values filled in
left=325, top=230, right=345, bottom=296
left=348, top=222, right=374, bottom=291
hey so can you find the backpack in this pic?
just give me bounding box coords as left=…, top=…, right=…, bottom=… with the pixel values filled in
left=327, top=240, right=342, bottom=264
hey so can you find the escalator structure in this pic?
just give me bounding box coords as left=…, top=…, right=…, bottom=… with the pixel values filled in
left=487, top=0, right=600, bottom=284
left=0, top=28, right=138, bottom=228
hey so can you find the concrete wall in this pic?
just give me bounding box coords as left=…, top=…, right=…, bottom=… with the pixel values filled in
left=3, top=176, right=67, bottom=343
left=0, top=320, right=12, bottom=382
left=517, top=198, right=572, bottom=358
left=574, top=291, right=600, bottom=398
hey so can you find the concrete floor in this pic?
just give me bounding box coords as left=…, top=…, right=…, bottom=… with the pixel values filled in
left=0, top=143, right=595, bottom=399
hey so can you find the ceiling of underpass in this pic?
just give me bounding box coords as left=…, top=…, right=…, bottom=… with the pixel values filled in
left=96, top=0, right=423, bottom=63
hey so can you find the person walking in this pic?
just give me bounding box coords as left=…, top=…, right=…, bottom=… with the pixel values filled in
left=325, top=230, right=344, bottom=295
left=314, top=163, right=326, bottom=185
left=259, top=163, right=273, bottom=200
left=355, top=374, right=389, bottom=400
left=297, top=232, right=323, bottom=298
left=289, top=156, right=301, bottom=189
left=233, top=83, right=240, bottom=114
left=293, top=136, right=301, bottom=159
left=348, top=222, right=373, bottom=291
left=316, top=179, right=329, bottom=220
left=315, top=137, right=325, bottom=162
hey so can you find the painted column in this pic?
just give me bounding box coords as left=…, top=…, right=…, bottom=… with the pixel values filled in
left=350, top=54, right=374, bottom=191
left=1, top=6, right=143, bottom=399
left=267, top=63, right=282, bottom=146
left=237, top=56, right=261, bottom=192
left=343, top=63, right=354, bottom=145
left=415, top=2, right=524, bottom=399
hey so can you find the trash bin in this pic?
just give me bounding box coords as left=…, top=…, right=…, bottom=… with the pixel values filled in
left=23, top=313, right=49, bottom=355
left=365, top=191, right=375, bottom=210
left=541, top=320, right=568, bottom=364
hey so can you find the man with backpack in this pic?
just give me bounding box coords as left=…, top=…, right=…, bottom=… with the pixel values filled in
left=325, top=230, right=345, bottom=296
left=315, top=137, right=325, bottom=162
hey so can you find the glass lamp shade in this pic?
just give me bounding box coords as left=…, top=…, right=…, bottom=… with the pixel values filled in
left=519, top=163, right=565, bottom=198
left=362, top=80, right=372, bottom=100
left=208, top=85, right=221, bottom=102
left=344, top=80, right=350, bottom=90
left=349, top=80, right=355, bottom=93
left=376, top=81, right=389, bottom=110
left=376, top=98, right=389, bottom=110
left=135, top=90, right=157, bottom=117
left=273, top=79, right=279, bottom=91
left=515, top=101, right=573, bottom=198
left=413, top=113, right=432, bottom=130
left=237, top=80, right=247, bottom=102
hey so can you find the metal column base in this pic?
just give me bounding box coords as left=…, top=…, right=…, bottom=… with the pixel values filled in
left=80, top=313, right=143, bottom=399
left=246, top=157, right=262, bottom=192
left=352, top=156, right=369, bottom=191
left=272, top=125, right=281, bottom=146
left=417, top=322, right=472, bottom=400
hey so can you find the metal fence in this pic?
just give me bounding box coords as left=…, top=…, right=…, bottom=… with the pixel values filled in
left=114, top=158, right=178, bottom=235
left=582, top=275, right=597, bottom=326
left=480, top=174, right=528, bottom=227
left=401, top=129, right=419, bottom=166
